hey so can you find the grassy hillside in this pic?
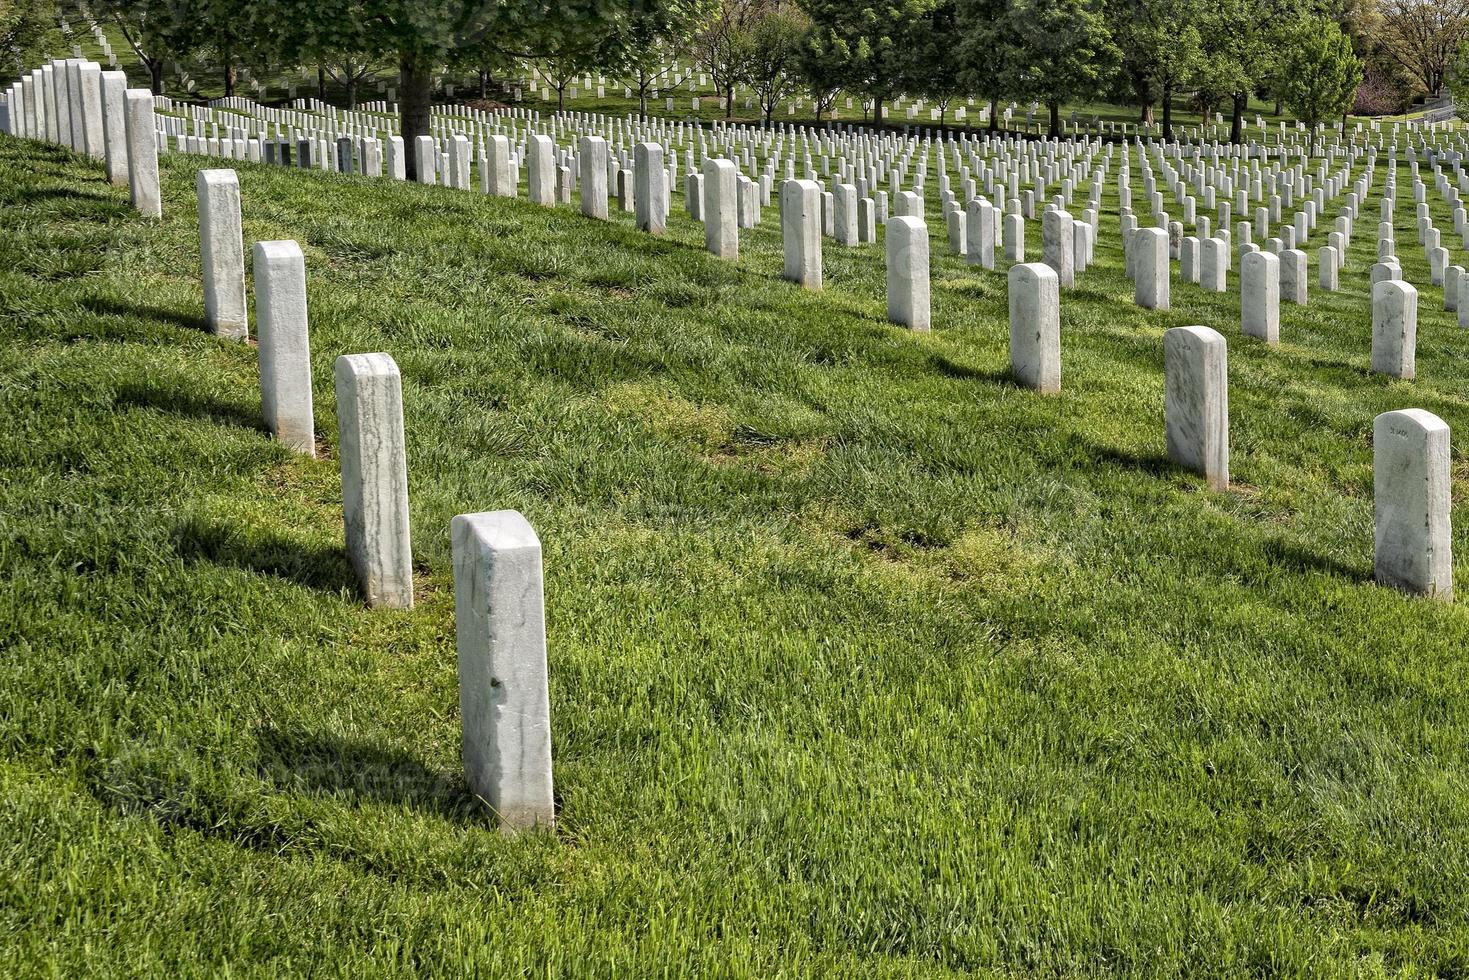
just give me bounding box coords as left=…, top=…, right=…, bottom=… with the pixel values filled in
left=3, top=134, right=1469, bottom=976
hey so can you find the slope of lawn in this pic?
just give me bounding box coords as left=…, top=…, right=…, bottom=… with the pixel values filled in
left=3, top=132, right=1469, bottom=976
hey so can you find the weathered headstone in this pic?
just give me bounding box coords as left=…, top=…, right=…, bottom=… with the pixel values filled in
left=1372, top=280, right=1417, bottom=379
left=1374, top=410, right=1452, bottom=599
left=196, top=169, right=247, bottom=341
left=1043, top=209, right=1075, bottom=287
left=781, top=178, right=822, bottom=290
left=451, top=509, right=556, bottom=829
left=123, top=88, right=160, bottom=218
left=886, top=215, right=930, bottom=331
left=1164, top=325, right=1229, bottom=490
left=1134, top=227, right=1169, bottom=310
left=703, top=158, right=738, bottom=260
left=1241, top=250, right=1280, bottom=345
left=578, top=135, right=608, bottom=219
left=528, top=134, right=555, bottom=206
left=335, top=353, right=414, bottom=610
left=254, top=240, right=314, bottom=455
left=966, top=198, right=995, bottom=269
left=634, top=142, right=665, bottom=235
left=1008, top=263, right=1060, bottom=393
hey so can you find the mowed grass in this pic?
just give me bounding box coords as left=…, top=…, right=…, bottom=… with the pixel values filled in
left=3, top=132, right=1469, bottom=976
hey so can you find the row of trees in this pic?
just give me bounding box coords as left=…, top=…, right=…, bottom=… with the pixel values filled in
left=23, top=0, right=1469, bottom=175
left=680, top=0, right=1365, bottom=141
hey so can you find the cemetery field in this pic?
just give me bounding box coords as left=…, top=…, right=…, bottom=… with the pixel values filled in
left=7, top=131, right=1469, bottom=976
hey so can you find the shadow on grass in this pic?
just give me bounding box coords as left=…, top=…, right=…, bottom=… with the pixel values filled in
left=19, top=185, right=121, bottom=208
left=254, top=727, right=488, bottom=825
left=113, top=381, right=264, bottom=432
left=172, top=515, right=358, bottom=595
left=1085, top=442, right=1177, bottom=478
left=1261, top=537, right=1365, bottom=581
left=83, top=296, right=211, bottom=334
left=929, top=353, right=1016, bottom=386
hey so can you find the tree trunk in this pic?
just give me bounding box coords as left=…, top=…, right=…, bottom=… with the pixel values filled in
left=1230, top=92, right=1245, bottom=144
left=147, top=58, right=164, bottom=96
left=1049, top=100, right=1060, bottom=138
left=1273, top=99, right=1282, bottom=115
left=347, top=77, right=358, bottom=110
left=400, top=58, right=433, bottom=181
left=725, top=84, right=734, bottom=119
left=1141, top=102, right=1153, bottom=125
left=1162, top=84, right=1173, bottom=140
left=873, top=97, right=883, bottom=126
left=989, top=97, right=999, bottom=132
left=558, top=84, right=566, bottom=111
left=224, top=55, right=234, bottom=97
left=479, top=70, right=488, bottom=100
left=317, top=67, right=326, bottom=103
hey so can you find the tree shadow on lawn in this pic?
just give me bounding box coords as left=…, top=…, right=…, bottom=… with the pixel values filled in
left=172, top=515, right=359, bottom=596
left=254, top=726, right=490, bottom=825
left=112, top=380, right=265, bottom=432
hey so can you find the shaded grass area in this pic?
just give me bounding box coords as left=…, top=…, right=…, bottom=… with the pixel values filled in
left=3, top=134, right=1469, bottom=976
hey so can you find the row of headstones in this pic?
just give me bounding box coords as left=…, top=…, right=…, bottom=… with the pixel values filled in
left=2, top=58, right=163, bottom=219
left=193, top=167, right=555, bottom=830
left=776, top=171, right=1452, bottom=601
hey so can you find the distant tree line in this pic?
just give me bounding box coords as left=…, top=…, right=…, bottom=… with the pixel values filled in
left=21, top=0, right=1469, bottom=168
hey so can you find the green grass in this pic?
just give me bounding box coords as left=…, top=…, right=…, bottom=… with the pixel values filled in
left=4, top=132, right=1469, bottom=976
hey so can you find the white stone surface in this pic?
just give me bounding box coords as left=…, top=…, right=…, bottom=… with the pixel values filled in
left=529, top=135, right=555, bottom=205
left=123, top=88, right=160, bottom=218
left=414, top=135, right=435, bottom=185
left=1200, top=238, right=1227, bottom=292
left=451, top=509, right=556, bottom=830
left=335, top=353, right=414, bottom=610
left=1134, top=227, right=1168, bottom=310
left=1241, top=250, right=1279, bottom=345
left=578, top=135, right=608, bottom=219
left=196, top=169, right=247, bottom=341
left=886, top=215, right=930, bottom=331
left=781, top=179, right=822, bottom=290
left=254, top=240, right=314, bottom=455
left=1372, top=279, right=1417, bottom=379
left=1279, top=248, right=1307, bottom=306
left=1374, top=410, right=1452, bottom=600
left=1043, top=209, right=1075, bottom=287
left=634, top=142, right=665, bottom=234
left=966, top=198, right=995, bottom=269
left=703, top=158, right=738, bottom=260
left=487, top=135, right=513, bottom=196
left=1164, top=326, right=1229, bottom=490
left=1008, top=263, right=1060, bottom=393
left=99, top=70, right=127, bottom=185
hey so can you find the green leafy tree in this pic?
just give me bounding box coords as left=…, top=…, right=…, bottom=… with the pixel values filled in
left=690, top=0, right=764, bottom=118
left=93, top=0, right=186, bottom=94
left=1197, top=0, right=1276, bottom=143
left=1277, top=17, right=1363, bottom=147
left=740, top=4, right=807, bottom=122
left=0, top=0, right=57, bottom=84
left=797, top=0, right=935, bottom=125
left=956, top=0, right=1019, bottom=131
left=1107, top=0, right=1203, bottom=138
left=253, top=0, right=702, bottom=179
left=904, top=0, right=968, bottom=127
left=1006, top=0, right=1119, bottom=137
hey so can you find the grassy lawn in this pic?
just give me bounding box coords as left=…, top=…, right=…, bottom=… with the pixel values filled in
left=3, top=132, right=1469, bottom=975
